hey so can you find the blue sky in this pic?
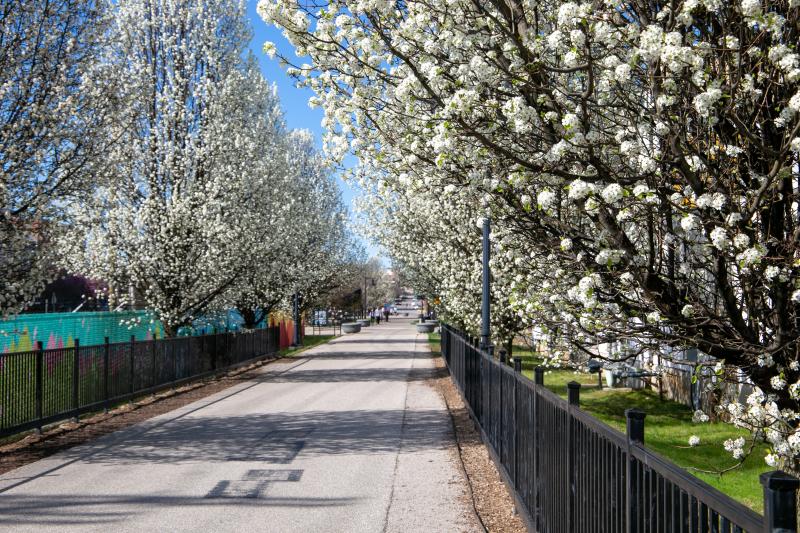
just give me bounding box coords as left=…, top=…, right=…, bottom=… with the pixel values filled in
left=246, top=2, right=382, bottom=260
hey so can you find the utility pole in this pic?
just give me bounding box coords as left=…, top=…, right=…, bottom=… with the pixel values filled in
left=480, top=217, right=491, bottom=351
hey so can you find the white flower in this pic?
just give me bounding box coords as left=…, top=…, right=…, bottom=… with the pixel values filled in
left=765, top=265, right=780, bottom=280
left=560, top=238, right=573, bottom=251
left=737, top=246, right=765, bottom=266
left=262, top=41, right=277, bottom=59
left=772, top=375, right=787, bottom=390
left=693, top=410, right=710, bottom=423
left=681, top=304, right=695, bottom=318
left=614, top=63, right=631, bottom=82
left=537, top=190, right=557, bottom=210
left=595, top=248, right=623, bottom=265
left=758, top=354, right=775, bottom=367
left=688, top=435, right=701, bottom=447
left=741, top=0, right=762, bottom=17
left=733, top=233, right=750, bottom=249
left=681, top=214, right=700, bottom=232
left=601, top=183, right=624, bottom=204
left=568, top=179, right=592, bottom=200
left=709, top=227, right=731, bottom=250
left=562, top=113, right=582, bottom=131
left=632, top=183, right=650, bottom=197
left=723, top=436, right=746, bottom=459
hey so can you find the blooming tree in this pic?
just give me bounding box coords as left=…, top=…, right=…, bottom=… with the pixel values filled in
left=224, top=127, right=351, bottom=327
left=260, top=0, right=800, bottom=467
left=0, top=0, right=114, bottom=316
left=62, top=0, right=257, bottom=336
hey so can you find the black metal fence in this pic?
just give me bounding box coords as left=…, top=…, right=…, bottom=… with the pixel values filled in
left=440, top=324, right=799, bottom=533
left=0, top=326, right=280, bottom=437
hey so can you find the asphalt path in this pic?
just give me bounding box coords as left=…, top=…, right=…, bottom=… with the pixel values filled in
left=0, top=316, right=482, bottom=532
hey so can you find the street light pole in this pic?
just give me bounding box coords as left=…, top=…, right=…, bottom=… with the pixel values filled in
left=480, top=217, right=491, bottom=351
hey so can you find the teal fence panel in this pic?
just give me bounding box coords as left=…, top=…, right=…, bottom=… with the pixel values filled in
left=0, top=311, right=161, bottom=354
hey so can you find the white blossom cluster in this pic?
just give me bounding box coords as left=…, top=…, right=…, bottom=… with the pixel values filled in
left=1, top=1, right=115, bottom=317
left=47, top=0, right=351, bottom=335
left=260, top=0, right=800, bottom=467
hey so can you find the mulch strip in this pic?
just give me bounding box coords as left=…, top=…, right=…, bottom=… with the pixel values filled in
left=0, top=355, right=295, bottom=475
left=429, top=350, right=528, bottom=533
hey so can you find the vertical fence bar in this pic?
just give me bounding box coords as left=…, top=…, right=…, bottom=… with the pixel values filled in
left=103, top=337, right=110, bottom=412
left=514, top=358, right=522, bottom=491
left=72, top=339, right=80, bottom=420
left=212, top=328, right=217, bottom=371
left=129, top=335, right=135, bottom=400
left=533, top=365, right=543, bottom=530
left=35, top=341, right=43, bottom=433
left=567, top=381, right=581, bottom=533
left=151, top=338, right=157, bottom=389
left=626, top=408, right=646, bottom=533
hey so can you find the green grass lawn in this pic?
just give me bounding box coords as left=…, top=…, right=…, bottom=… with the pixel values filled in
left=278, top=335, right=335, bottom=357
left=430, top=333, right=768, bottom=513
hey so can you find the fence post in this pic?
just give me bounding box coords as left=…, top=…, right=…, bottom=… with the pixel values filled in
left=35, top=341, right=43, bottom=434
left=568, top=381, right=581, bottom=406
left=532, top=364, right=542, bottom=529
left=499, top=348, right=507, bottom=364
left=212, top=327, right=217, bottom=371
left=514, top=357, right=522, bottom=492
left=103, top=337, right=110, bottom=413
left=72, top=339, right=80, bottom=422
left=151, top=337, right=157, bottom=389
left=567, top=382, right=581, bottom=532
left=129, top=335, right=135, bottom=402
left=760, top=470, right=800, bottom=533
left=626, top=408, right=646, bottom=533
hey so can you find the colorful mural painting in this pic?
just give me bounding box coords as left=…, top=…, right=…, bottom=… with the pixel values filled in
left=0, top=309, right=300, bottom=354
left=0, top=311, right=162, bottom=354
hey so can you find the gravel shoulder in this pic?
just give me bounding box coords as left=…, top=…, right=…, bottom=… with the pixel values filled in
left=427, top=343, right=529, bottom=533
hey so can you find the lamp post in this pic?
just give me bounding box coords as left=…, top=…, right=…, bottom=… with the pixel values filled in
left=364, top=273, right=376, bottom=319
left=480, top=217, right=491, bottom=351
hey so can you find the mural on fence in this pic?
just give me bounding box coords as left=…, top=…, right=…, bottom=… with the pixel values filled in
left=0, top=310, right=305, bottom=354
left=0, top=311, right=162, bottom=354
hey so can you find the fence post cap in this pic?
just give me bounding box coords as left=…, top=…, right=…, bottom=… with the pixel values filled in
left=760, top=470, right=800, bottom=490
left=567, top=381, right=582, bottom=389
left=513, top=358, right=522, bottom=372
left=625, top=408, right=646, bottom=420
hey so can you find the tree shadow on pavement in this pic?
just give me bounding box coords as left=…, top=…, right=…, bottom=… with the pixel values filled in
left=16, top=408, right=453, bottom=467
left=0, top=493, right=360, bottom=528
left=261, top=366, right=448, bottom=383
left=306, top=351, right=436, bottom=360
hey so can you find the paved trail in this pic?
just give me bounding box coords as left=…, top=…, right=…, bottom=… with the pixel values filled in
left=0, top=318, right=482, bottom=532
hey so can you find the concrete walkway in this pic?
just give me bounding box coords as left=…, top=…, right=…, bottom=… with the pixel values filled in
left=0, top=319, right=482, bottom=532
